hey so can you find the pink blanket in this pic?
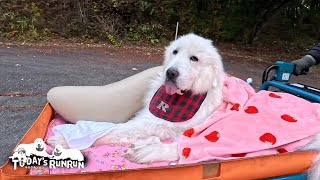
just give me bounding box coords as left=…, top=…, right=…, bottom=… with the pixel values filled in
left=178, top=76, right=320, bottom=164
left=29, top=76, right=320, bottom=175
left=29, top=117, right=177, bottom=175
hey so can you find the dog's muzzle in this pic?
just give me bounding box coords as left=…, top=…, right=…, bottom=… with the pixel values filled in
left=166, top=68, right=179, bottom=82
left=165, top=68, right=187, bottom=95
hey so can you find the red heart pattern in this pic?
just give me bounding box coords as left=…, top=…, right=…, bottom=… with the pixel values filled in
left=244, top=106, right=258, bottom=114
left=183, top=128, right=195, bottom=137
left=277, top=148, right=288, bottom=154
left=231, top=153, right=247, bottom=157
left=230, top=103, right=240, bottom=111
left=269, top=93, right=282, bottom=98
left=259, top=133, right=277, bottom=146
left=281, top=114, right=297, bottom=122
left=182, top=147, right=191, bottom=158
left=205, top=131, right=221, bottom=142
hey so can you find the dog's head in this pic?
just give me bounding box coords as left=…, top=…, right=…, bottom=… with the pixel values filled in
left=163, top=33, right=224, bottom=95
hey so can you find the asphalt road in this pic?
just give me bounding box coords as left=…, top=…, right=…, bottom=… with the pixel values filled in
left=0, top=44, right=319, bottom=167
left=0, top=45, right=160, bottom=166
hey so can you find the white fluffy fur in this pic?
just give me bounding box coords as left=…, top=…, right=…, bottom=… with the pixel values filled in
left=47, top=33, right=320, bottom=179
left=298, top=134, right=320, bottom=180
left=48, top=33, right=225, bottom=163
left=92, top=33, right=226, bottom=163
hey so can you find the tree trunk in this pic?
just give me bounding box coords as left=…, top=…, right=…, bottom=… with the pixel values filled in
left=248, top=0, right=290, bottom=44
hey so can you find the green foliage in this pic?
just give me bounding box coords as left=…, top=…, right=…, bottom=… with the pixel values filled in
left=0, top=0, right=319, bottom=46
left=107, top=34, right=122, bottom=47
left=0, top=1, right=45, bottom=41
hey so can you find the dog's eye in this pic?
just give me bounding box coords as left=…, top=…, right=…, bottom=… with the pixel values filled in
left=190, top=56, right=198, bottom=62
left=173, top=50, right=178, bottom=55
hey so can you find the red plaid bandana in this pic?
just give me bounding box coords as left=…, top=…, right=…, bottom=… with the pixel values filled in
left=149, top=85, right=207, bottom=122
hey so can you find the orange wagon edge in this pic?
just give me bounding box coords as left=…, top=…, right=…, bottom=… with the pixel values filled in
left=0, top=103, right=316, bottom=180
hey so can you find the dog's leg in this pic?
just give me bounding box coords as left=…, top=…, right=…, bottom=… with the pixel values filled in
left=47, top=118, right=175, bottom=148
left=47, top=120, right=148, bottom=148
left=93, top=119, right=160, bottom=146
left=129, top=136, right=161, bottom=148
left=94, top=114, right=184, bottom=146
left=298, top=133, right=320, bottom=180
left=125, top=141, right=179, bottom=163
left=308, top=155, right=320, bottom=180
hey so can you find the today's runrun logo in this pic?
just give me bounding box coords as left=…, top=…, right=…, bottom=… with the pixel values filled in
left=9, top=138, right=85, bottom=170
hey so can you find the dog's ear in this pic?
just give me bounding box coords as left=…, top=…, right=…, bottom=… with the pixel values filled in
left=208, top=44, right=223, bottom=88
left=211, top=66, right=218, bottom=88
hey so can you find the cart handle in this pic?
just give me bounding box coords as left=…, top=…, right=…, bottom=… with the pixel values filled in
left=262, top=65, right=279, bottom=84
left=261, top=61, right=295, bottom=84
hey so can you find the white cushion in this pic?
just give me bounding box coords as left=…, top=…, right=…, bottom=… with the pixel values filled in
left=47, top=66, right=162, bottom=124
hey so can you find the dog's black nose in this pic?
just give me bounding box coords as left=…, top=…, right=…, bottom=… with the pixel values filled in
left=166, top=68, right=179, bottom=81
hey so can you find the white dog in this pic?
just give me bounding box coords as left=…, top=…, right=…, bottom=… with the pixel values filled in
left=52, top=145, right=84, bottom=161
left=47, top=33, right=320, bottom=179
left=48, top=33, right=225, bottom=162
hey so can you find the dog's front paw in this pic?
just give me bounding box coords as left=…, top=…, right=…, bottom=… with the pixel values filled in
left=124, top=138, right=179, bottom=163
left=46, top=135, right=69, bottom=149
left=125, top=143, right=163, bottom=163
